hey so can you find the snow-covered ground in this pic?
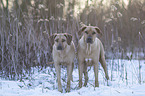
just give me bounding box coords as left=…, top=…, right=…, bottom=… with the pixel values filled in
left=0, top=60, right=145, bottom=96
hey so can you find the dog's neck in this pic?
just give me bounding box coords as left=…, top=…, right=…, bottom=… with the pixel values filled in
left=81, top=36, right=93, bottom=55
left=86, top=43, right=92, bottom=55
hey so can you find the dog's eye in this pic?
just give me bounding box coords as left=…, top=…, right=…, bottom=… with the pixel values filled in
left=62, top=39, right=65, bottom=42
left=92, top=32, right=96, bottom=35
left=85, top=31, right=88, bottom=34
left=55, top=39, right=59, bottom=42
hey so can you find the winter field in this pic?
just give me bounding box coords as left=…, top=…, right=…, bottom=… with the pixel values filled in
left=0, top=59, right=145, bottom=96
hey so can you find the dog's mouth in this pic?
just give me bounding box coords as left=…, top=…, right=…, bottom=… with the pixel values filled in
left=86, top=37, right=93, bottom=44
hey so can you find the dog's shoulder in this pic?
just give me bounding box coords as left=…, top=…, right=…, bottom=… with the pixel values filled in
left=70, top=41, right=75, bottom=47
left=95, top=37, right=104, bottom=49
left=95, top=37, right=102, bottom=43
left=69, top=41, right=75, bottom=52
left=52, top=44, right=57, bottom=55
left=93, top=37, right=103, bottom=47
left=78, top=36, right=85, bottom=46
left=79, top=35, right=85, bottom=42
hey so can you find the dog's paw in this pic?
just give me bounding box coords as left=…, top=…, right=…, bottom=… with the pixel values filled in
left=107, top=80, right=112, bottom=86
left=66, top=88, right=70, bottom=93
left=77, top=86, right=82, bottom=90
left=58, top=88, right=63, bottom=93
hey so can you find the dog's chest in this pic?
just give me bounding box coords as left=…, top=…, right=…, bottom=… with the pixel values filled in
left=58, top=51, right=66, bottom=59
left=85, top=43, right=95, bottom=57
left=84, top=44, right=93, bottom=65
left=57, top=51, right=69, bottom=64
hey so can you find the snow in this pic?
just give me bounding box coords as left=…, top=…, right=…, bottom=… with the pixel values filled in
left=0, top=60, right=145, bottom=96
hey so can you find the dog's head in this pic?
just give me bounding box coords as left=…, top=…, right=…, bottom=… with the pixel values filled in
left=78, top=26, right=102, bottom=44
left=49, top=33, right=72, bottom=50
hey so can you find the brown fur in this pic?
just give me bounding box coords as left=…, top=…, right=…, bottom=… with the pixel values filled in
left=49, top=33, right=75, bottom=92
left=77, top=26, right=109, bottom=88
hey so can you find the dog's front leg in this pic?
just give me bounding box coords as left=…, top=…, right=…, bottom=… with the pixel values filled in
left=78, top=60, right=84, bottom=88
left=54, top=62, right=62, bottom=92
left=84, top=62, right=88, bottom=87
left=71, top=63, right=74, bottom=82
left=66, top=64, right=73, bottom=92
left=94, top=61, right=99, bottom=87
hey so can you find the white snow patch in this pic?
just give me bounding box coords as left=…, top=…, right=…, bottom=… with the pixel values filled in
left=0, top=60, right=145, bottom=96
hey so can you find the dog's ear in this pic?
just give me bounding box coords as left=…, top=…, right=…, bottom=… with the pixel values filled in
left=64, top=33, right=72, bottom=45
left=78, top=26, right=87, bottom=35
left=94, top=27, right=103, bottom=36
left=49, top=33, right=57, bottom=46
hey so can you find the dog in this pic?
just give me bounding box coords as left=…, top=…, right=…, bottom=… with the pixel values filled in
left=77, top=26, right=109, bottom=88
left=49, top=33, right=75, bottom=92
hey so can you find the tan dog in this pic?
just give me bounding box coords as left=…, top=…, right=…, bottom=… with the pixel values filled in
left=49, top=33, right=75, bottom=92
left=77, top=26, right=109, bottom=88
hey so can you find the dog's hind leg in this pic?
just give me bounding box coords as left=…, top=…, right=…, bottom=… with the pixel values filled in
left=99, top=42, right=109, bottom=80
left=99, top=53, right=109, bottom=80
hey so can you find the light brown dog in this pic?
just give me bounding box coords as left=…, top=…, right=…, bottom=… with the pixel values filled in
left=49, top=33, right=75, bottom=92
left=77, top=26, right=109, bottom=88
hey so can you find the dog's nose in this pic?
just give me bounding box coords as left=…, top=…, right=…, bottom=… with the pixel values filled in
left=86, top=37, right=93, bottom=43
left=57, top=44, right=63, bottom=50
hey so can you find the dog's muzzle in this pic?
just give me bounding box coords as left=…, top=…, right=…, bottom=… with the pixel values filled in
left=86, top=37, right=93, bottom=44
left=57, top=44, right=63, bottom=50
